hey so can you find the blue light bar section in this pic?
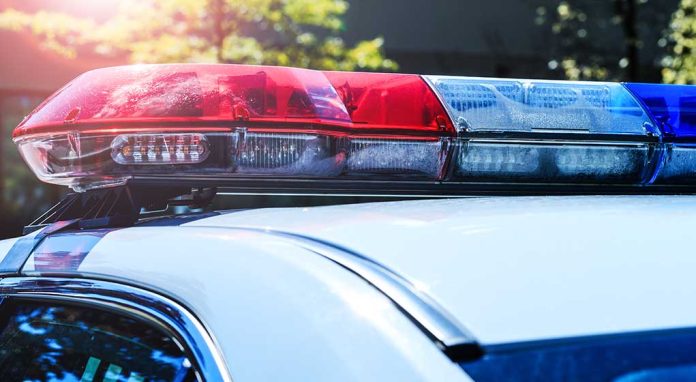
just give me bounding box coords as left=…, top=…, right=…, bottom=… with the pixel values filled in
left=425, top=76, right=656, bottom=136
left=624, top=83, right=696, bottom=139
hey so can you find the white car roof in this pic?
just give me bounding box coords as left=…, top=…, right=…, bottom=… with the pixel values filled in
left=3, top=194, right=696, bottom=380
left=5, top=221, right=470, bottom=382
left=185, top=195, right=696, bottom=345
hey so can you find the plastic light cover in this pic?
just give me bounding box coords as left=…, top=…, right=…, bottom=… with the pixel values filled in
left=16, top=132, right=233, bottom=189
left=14, top=65, right=454, bottom=138
left=111, top=133, right=210, bottom=165
left=17, top=133, right=125, bottom=188
left=425, top=76, right=655, bottom=136
left=624, top=83, right=696, bottom=184
left=233, top=132, right=341, bottom=176
left=17, top=130, right=449, bottom=190
left=625, top=83, right=696, bottom=138
left=13, top=65, right=454, bottom=190
left=423, top=76, right=660, bottom=184
left=323, top=71, right=453, bottom=133
left=16, top=63, right=696, bottom=192
left=346, top=139, right=448, bottom=177
left=456, top=141, right=652, bottom=183
left=14, top=64, right=351, bottom=136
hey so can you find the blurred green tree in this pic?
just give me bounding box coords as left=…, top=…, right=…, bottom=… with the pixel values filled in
left=534, top=0, right=673, bottom=81
left=0, top=0, right=397, bottom=71
left=0, top=95, right=62, bottom=238
left=663, top=0, right=696, bottom=84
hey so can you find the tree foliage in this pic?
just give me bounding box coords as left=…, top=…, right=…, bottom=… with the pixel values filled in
left=534, top=0, right=671, bottom=81
left=663, top=0, right=696, bottom=84
left=0, top=0, right=397, bottom=71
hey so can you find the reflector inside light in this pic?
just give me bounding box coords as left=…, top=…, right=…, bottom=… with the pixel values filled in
left=455, top=141, right=652, bottom=183
left=346, top=139, right=447, bottom=177
left=232, top=132, right=342, bottom=176
left=458, top=143, right=540, bottom=175
left=653, top=144, right=696, bottom=183
left=111, top=133, right=210, bottom=165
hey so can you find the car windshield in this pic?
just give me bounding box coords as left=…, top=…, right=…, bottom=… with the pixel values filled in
left=461, top=329, right=696, bottom=382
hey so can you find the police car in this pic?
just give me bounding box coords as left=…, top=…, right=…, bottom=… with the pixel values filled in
left=0, top=64, right=695, bottom=381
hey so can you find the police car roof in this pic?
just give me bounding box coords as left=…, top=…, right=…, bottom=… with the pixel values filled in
left=2, top=195, right=696, bottom=380
left=10, top=64, right=696, bottom=381
left=184, top=195, right=696, bottom=344
left=13, top=195, right=696, bottom=344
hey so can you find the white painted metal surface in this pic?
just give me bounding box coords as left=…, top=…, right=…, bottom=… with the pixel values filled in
left=184, top=195, right=696, bottom=345
left=4, top=195, right=696, bottom=380
left=21, top=227, right=470, bottom=382
left=0, top=238, right=18, bottom=256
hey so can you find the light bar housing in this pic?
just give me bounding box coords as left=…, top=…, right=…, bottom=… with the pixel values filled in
left=12, top=64, right=696, bottom=194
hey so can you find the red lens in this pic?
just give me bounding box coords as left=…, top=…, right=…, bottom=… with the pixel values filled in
left=14, top=65, right=454, bottom=139
left=13, top=65, right=354, bottom=138
left=323, top=71, right=455, bottom=136
left=13, top=64, right=456, bottom=190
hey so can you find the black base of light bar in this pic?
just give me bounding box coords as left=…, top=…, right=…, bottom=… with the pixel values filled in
left=23, top=185, right=204, bottom=234
left=24, top=178, right=696, bottom=234
left=128, top=176, right=696, bottom=197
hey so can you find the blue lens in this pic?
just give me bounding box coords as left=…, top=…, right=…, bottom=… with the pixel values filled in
left=624, top=83, right=696, bottom=139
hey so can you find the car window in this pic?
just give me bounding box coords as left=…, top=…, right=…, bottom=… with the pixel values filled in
left=0, top=299, right=199, bottom=382
left=615, top=365, right=696, bottom=381
left=461, top=330, right=696, bottom=382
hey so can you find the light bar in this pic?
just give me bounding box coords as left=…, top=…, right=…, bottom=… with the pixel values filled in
left=426, top=77, right=655, bottom=135
left=11, top=64, right=696, bottom=193
left=423, top=76, right=660, bottom=185
left=624, top=83, right=696, bottom=184
left=456, top=141, right=651, bottom=183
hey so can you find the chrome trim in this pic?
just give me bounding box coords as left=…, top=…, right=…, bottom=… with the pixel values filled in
left=226, top=227, right=480, bottom=350
left=0, top=277, right=232, bottom=382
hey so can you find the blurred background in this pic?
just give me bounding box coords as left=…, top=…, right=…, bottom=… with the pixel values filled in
left=0, top=0, right=694, bottom=238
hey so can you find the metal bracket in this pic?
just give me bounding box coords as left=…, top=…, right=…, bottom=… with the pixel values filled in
left=23, top=185, right=215, bottom=234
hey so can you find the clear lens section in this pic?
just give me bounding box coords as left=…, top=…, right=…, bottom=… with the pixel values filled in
left=346, top=139, right=446, bottom=177
left=17, top=133, right=125, bottom=188
left=654, top=144, right=696, bottom=184
left=459, top=144, right=540, bottom=175
left=232, top=133, right=342, bottom=176
left=17, top=132, right=231, bottom=190
left=555, top=145, right=644, bottom=177
left=17, top=131, right=446, bottom=190
left=17, top=130, right=659, bottom=189
left=456, top=141, right=652, bottom=183
left=231, top=133, right=446, bottom=178
left=425, top=76, right=654, bottom=135
left=111, top=133, right=210, bottom=165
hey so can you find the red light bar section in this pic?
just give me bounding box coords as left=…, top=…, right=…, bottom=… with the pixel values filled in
left=14, top=64, right=351, bottom=138
left=14, top=64, right=455, bottom=139
left=323, top=71, right=454, bottom=134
